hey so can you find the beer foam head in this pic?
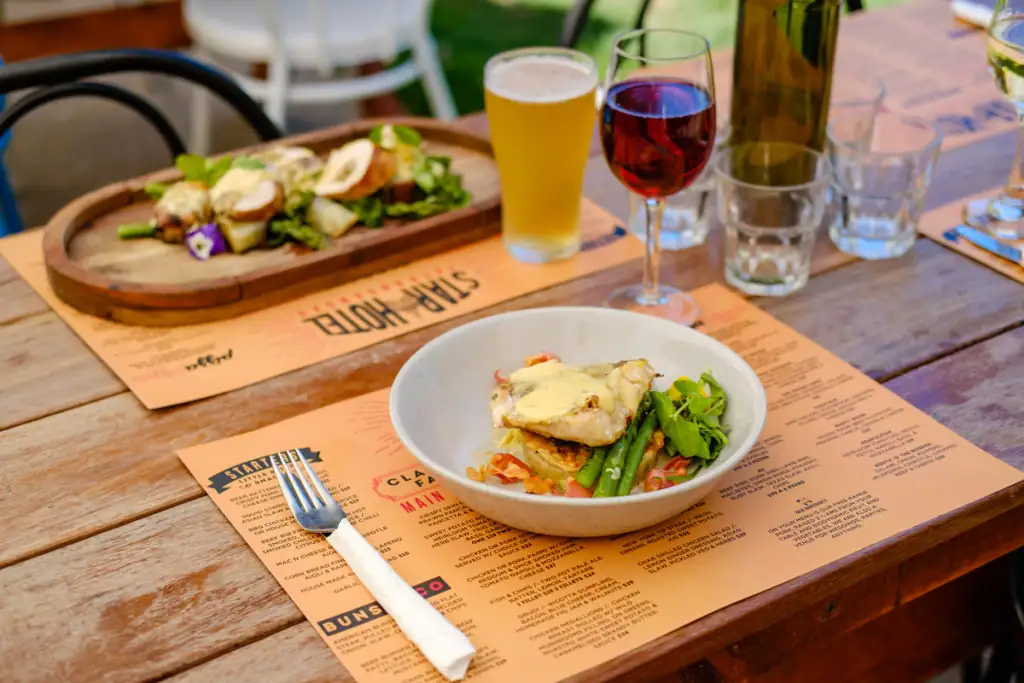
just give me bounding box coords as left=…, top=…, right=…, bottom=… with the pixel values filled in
left=486, top=54, right=597, bottom=104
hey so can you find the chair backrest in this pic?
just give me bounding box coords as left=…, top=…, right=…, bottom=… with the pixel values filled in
left=0, top=49, right=282, bottom=159
left=254, top=0, right=410, bottom=75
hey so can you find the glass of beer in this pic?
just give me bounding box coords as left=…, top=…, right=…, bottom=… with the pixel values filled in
left=484, top=47, right=599, bottom=263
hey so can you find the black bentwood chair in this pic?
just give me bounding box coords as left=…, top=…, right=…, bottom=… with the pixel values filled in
left=0, top=48, right=283, bottom=164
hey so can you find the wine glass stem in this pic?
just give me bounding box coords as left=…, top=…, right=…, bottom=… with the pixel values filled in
left=641, top=197, right=663, bottom=306
left=1006, top=117, right=1024, bottom=200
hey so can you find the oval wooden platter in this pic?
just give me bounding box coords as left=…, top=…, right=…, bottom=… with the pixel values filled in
left=42, top=117, right=501, bottom=327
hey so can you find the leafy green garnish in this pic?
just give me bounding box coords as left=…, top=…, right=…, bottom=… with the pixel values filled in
left=144, top=182, right=169, bottom=200
left=175, top=154, right=208, bottom=182
left=268, top=215, right=328, bottom=250
left=393, top=154, right=471, bottom=216
left=232, top=156, right=267, bottom=170
left=667, top=462, right=704, bottom=484
left=174, top=153, right=234, bottom=186
left=652, top=371, right=729, bottom=462
left=285, top=189, right=315, bottom=215
left=342, top=196, right=384, bottom=227
left=393, top=125, right=422, bottom=147
left=206, top=156, right=234, bottom=186
left=369, top=123, right=423, bottom=148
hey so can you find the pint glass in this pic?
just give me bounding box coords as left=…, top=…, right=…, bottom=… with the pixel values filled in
left=484, top=47, right=598, bottom=263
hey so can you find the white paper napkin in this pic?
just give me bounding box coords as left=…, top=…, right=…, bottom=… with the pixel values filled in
left=328, top=519, right=477, bottom=680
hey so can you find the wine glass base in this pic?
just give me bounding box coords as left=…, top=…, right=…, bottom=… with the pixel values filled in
left=603, top=284, right=700, bottom=326
left=964, top=197, right=1024, bottom=241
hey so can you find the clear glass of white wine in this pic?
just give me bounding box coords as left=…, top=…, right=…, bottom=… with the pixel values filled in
left=966, top=0, right=1024, bottom=239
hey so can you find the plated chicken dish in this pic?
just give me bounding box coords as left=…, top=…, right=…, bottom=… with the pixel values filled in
left=467, top=353, right=731, bottom=497
left=116, top=124, right=471, bottom=260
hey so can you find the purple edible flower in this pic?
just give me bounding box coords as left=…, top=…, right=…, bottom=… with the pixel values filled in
left=185, top=222, right=228, bottom=261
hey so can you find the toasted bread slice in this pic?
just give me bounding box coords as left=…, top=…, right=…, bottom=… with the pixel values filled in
left=210, top=168, right=284, bottom=221
left=315, top=139, right=395, bottom=200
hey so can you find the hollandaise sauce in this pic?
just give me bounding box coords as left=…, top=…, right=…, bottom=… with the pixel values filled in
left=509, top=360, right=615, bottom=422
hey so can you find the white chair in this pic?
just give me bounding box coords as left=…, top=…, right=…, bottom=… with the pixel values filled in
left=183, top=0, right=457, bottom=153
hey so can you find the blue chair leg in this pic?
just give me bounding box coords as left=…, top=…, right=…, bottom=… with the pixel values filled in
left=0, top=160, right=22, bottom=237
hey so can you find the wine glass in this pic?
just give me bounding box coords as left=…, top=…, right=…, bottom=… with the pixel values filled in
left=600, top=29, right=716, bottom=325
left=965, top=0, right=1024, bottom=239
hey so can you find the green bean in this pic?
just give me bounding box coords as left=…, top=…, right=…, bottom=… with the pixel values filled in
left=593, top=432, right=631, bottom=498
left=574, top=446, right=608, bottom=489
left=593, top=395, right=651, bottom=498
left=616, top=410, right=658, bottom=496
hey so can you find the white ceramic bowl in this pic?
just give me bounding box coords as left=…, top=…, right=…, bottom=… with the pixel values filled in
left=390, top=307, right=767, bottom=537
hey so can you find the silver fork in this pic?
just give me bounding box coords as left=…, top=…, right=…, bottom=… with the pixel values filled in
left=271, top=449, right=476, bottom=681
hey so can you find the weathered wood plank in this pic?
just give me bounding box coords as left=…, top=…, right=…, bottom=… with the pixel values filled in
left=165, top=624, right=350, bottom=683
left=899, top=502, right=1024, bottom=604
left=724, top=559, right=1009, bottom=683
left=759, top=239, right=1024, bottom=380
left=705, top=569, right=901, bottom=680
left=885, top=324, right=1024, bottom=470
left=0, top=275, right=47, bottom=325
left=0, top=313, right=124, bottom=430
left=0, top=256, right=18, bottom=285
left=0, top=498, right=300, bottom=683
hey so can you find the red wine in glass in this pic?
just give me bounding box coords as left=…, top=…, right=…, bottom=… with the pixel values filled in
left=600, top=78, right=716, bottom=199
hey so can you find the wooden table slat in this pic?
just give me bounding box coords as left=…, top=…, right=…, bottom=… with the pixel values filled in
left=0, top=313, right=124, bottom=431
left=0, top=498, right=300, bottom=683
left=0, top=275, right=49, bottom=326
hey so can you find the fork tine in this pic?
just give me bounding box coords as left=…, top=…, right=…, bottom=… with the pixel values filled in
left=271, top=452, right=304, bottom=515
left=280, top=452, right=313, bottom=512
left=294, top=448, right=333, bottom=505
left=287, top=449, right=320, bottom=508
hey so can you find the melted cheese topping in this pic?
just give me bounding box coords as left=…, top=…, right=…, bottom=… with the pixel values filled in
left=509, top=360, right=615, bottom=422
left=210, top=168, right=272, bottom=207
left=156, top=182, right=209, bottom=218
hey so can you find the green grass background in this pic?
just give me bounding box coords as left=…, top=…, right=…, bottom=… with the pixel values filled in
left=399, top=0, right=910, bottom=116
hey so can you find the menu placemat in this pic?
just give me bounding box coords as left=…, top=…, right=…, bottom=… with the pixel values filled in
left=0, top=200, right=641, bottom=409
left=178, top=283, right=1022, bottom=683
left=918, top=189, right=1024, bottom=284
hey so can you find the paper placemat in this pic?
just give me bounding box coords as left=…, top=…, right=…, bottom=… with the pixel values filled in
left=0, top=200, right=642, bottom=409
left=178, top=283, right=1022, bottom=683
left=918, top=189, right=1024, bottom=284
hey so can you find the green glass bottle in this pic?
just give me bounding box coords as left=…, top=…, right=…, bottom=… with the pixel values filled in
left=729, top=0, right=842, bottom=184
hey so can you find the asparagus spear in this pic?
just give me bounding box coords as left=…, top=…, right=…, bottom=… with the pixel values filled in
left=616, top=409, right=659, bottom=496
left=594, top=395, right=651, bottom=498
left=117, top=222, right=157, bottom=239
left=575, top=446, right=608, bottom=489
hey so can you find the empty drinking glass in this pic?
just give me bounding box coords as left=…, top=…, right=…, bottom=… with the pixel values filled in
left=830, top=75, right=886, bottom=150
left=716, top=143, right=831, bottom=296
left=827, top=112, right=942, bottom=260
left=627, top=120, right=730, bottom=250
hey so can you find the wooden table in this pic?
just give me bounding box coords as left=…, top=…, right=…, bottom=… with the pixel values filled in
left=3, top=3, right=1024, bottom=682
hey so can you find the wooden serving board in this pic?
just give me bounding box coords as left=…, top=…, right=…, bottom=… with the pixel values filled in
left=42, top=117, right=501, bottom=326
